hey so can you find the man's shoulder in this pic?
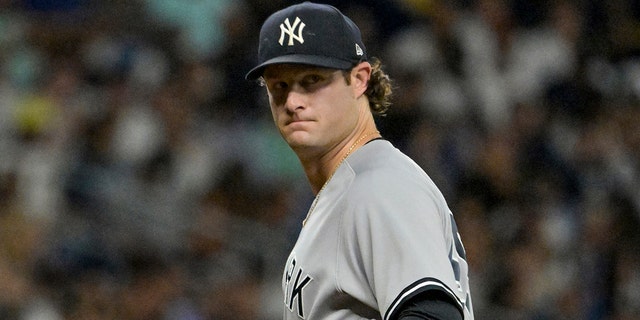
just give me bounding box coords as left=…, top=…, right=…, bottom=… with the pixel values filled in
left=349, top=140, right=427, bottom=186
left=345, top=140, right=440, bottom=202
left=349, top=140, right=414, bottom=174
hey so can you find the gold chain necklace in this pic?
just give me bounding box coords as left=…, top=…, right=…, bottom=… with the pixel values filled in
left=302, top=130, right=380, bottom=226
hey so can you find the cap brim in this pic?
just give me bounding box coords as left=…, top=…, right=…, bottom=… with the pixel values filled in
left=245, top=54, right=355, bottom=80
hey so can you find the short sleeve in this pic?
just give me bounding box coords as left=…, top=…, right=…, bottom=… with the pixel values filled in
left=336, top=167, right=464, bottom=320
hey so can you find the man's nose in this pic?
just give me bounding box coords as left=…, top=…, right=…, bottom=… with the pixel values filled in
left=284, top=87, right=305, bottom=112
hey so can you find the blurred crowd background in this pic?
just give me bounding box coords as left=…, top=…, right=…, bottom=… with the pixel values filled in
left=1, top=0, right=639, bottom=319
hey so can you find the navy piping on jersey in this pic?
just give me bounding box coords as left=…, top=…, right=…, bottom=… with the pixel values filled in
left=384, top=277, right=464, bottom=320
left=365, top=137, right=384, bottom=145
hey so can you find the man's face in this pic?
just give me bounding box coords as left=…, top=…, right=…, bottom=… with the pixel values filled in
left=262, top=64, right=361, bottom=158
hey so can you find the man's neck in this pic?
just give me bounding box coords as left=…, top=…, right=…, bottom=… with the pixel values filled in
left=300, top=127, right=380, bottom=195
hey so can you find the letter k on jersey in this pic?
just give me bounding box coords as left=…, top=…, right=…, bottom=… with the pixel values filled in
left=284, top=256, right=313, bottom=318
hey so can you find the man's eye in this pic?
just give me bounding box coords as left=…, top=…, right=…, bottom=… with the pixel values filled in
left=303, top=75, right=322, bottom=85
left=272, top=81, right=288, bottom=90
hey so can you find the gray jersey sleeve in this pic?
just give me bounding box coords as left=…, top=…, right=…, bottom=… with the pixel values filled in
left=337, top=147, right=473, bottom=320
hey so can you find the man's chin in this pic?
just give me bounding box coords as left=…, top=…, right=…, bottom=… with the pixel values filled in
left=283, top=129, right=311, bottom=145
left=286, top=137, right=320, bottom=154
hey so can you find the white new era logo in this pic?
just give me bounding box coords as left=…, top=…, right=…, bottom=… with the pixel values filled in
left=355, top=44, right=363, bottom=56
left=279, top=17, right=305, bottom=46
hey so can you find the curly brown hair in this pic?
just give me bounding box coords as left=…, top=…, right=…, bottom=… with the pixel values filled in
left=343, top=58, right=392, bottom=115
left=365, top=58, right=393, bottom=115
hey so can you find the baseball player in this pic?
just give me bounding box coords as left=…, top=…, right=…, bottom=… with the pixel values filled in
left=246, top=2, right=474, bottom=319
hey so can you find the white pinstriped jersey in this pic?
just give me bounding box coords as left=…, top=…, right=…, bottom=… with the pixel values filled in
left=282, top=139, right=474, bottom=319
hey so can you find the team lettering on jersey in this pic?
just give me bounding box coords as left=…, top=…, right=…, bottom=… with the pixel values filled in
left=284, top=255, right=313, bottom=318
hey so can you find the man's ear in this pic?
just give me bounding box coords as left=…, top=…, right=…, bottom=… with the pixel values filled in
left=351, top=61, right=371, bottom=97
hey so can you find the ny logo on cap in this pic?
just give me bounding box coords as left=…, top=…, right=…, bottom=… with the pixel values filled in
left=279, top=17, right=305, bottom=46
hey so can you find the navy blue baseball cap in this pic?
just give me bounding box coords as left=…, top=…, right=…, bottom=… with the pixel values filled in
left=245, top=2, right=368, bottom=80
